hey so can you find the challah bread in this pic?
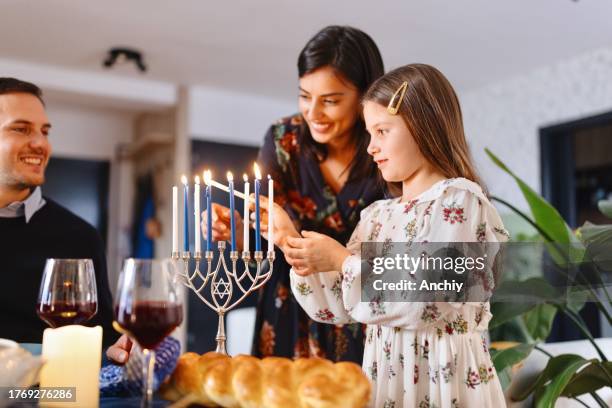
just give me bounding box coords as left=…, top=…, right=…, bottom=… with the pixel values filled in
left=160, top=352, right=371, bottom=408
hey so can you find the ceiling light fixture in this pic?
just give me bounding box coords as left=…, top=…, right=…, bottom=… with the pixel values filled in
left=103, top=47, right=147, bottom=73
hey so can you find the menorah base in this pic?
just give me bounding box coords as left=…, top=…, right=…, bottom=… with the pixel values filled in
left=215, top=312, right=227, bottom=355
left=173, top=241, right=274, bottom=355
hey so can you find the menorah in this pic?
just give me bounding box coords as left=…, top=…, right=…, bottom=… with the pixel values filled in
left=172, top=243, right=274, bottom=355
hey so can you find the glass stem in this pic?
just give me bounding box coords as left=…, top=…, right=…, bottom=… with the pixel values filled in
left=142, top=348, right=155, bottom=408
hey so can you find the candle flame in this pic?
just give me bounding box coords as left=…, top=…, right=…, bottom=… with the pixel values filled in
left=243, top=173, right=248, bottom=182
left=268, top=174, right=272, bottom=180
left=227, top=171, right=233, bottom=182
left=181, top=175, right=188, bottom=185
left=253, top=162, right=261, bottom=180
left=203, top=170, right=212, bottom=185
left=195, top=175, right=200, bottom=184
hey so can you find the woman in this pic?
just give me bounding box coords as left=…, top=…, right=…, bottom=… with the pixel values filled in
left=207, top=26, right=385, bottom=363
left=107, top=25, right=385, bottom=365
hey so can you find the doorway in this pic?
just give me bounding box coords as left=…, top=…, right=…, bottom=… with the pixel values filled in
left=540, top=111, right=612, bottom=341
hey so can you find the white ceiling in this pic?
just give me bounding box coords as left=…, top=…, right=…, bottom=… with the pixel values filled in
left=2, top=0, right=612, bottom=102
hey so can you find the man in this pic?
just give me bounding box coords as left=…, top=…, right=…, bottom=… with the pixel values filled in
left=0, top=78, right=117, bottom=347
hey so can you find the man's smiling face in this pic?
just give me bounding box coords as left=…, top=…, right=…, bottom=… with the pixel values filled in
left=0, top=92, right=51, bottom=190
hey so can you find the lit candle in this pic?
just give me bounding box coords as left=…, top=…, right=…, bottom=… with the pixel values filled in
left=194, top=175, right=201, bottom=253
left=181, top=175, right=189, bottom=252
left=40, top=325, right=102, bottom=407
left=254, top=163, right=262, bottom=252
left=172, top=186, right=178, bottom=253
left=268, top=174, right=274, bottom=252
left=208, top=179, right=247, bottom=199
left=204, top=170, right=212, bottom=251
left=227, top=172, right=237, bottom=251
left=243, top=174, right=249, bottom=253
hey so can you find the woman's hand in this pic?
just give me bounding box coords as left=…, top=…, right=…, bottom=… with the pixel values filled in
left=201, top=203, right=244, bottom=250
left=249, top=194, right=300, bottom=249
left=285, top=231, right=351, bottom=276
left=106, top=334, right=133, bottom=365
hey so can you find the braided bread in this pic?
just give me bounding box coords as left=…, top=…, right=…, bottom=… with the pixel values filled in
left=160, top=352, right=371, bottom=408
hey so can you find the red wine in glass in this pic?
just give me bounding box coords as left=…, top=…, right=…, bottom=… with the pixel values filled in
left=36, top=300, right=97, bottom=328
left=114, top=258, right=183, bottom=407
left=114, top=301, right=183, bottom=350
left=37, top=259, right=98, bottom=328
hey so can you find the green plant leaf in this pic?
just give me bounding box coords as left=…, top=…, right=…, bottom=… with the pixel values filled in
left=490, top=303, right=538, bottom=330
left=562, top=361, right=612, bottom=398
left=493, top=278, right=560, bottom=303
left=490, top=343, right=535, bottom=390
left=491, top=343, right=535, bottom=385
left=576, top=222, right=612, bottom=274
left=565, top=288, right=588, bottom=315
left=489, top=317, right=534, bottom=343
left=534, top=357, right=593, bottom=408
left=490, top=278, right=559, bottom=330
left=511, top=354, right=586, bottom=401
left=485, top=148, right=578, bottom=246
left=523, top=304, right=556, bottom=341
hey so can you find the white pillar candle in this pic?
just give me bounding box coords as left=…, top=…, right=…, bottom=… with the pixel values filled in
left=243, top=174, right=249, bottom=253
left=268, top=174, right=274, bottom=252
left=172, top=186, right=178, bottom=253
left=194, top=176, right=201, bottom=253
left=40, top=325, right=102, bottom=407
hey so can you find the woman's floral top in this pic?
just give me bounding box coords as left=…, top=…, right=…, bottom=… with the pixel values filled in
left=251, top=114, right=383, bottom=363
left=291, top=178, right=510, bottom=407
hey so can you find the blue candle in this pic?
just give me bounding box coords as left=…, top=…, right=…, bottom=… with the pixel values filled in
left=254, top=163, right=262, bottom=252
left=181, top=175, right=189, bottom=252
left=227, top=172, right=237, bottom=251
left=204, top=170, right=212, bottom=251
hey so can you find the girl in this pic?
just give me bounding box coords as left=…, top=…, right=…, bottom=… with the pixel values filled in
left=272, top=64, right=508, bottom=407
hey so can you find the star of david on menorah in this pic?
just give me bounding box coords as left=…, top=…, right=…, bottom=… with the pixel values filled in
left=171, top=163, right=275, bottom=355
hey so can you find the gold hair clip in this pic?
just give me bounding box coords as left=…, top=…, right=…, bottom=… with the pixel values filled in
left=387, top=81, right=408, bottom=115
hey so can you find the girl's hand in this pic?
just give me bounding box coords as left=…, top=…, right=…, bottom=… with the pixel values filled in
left=201, top=203, right=244, bottom=250
left=285, top=231, right=351, bottom=276
left=249, top=194, right=300, bottom=249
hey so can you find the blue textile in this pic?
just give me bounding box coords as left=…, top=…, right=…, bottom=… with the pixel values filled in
left=100, top=337, right=180, bottom=397
left=134, top=197, right=155, bottom=258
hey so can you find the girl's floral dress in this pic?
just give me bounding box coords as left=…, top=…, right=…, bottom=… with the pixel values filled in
left=252, top=114, right=384, bottom=363
left=291, top=178, right=509, bottom=407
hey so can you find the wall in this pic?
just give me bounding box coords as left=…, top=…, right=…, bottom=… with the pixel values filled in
left=46, top=101, right=135, bottom=160
left=460, top=47, right=612, bottom=338
left=460, top=47, right=612, bottom=211
left=188, top=86, right=295, bottom=146
left=0, top=58, right=176, bottom=110
left=44, top=99, right=136, bottom=287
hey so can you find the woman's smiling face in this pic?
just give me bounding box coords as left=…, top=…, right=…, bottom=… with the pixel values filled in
left=298, top=66, right=361, bottom=146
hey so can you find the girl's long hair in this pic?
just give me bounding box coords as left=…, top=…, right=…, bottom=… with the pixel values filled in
left=363, top=64, right=484, bottom=196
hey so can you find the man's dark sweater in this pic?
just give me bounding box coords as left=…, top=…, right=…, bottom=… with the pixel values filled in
left=0, top=198, right=118, bottom=347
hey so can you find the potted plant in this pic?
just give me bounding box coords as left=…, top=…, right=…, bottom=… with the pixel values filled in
left=484, top=149, right=612, bottom=408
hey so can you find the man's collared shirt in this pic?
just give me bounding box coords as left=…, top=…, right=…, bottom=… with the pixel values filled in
left=0, top=187, right=46, bottom=223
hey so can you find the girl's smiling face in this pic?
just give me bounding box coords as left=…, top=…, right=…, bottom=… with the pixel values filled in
left=364, top=101, right=427, bottom=183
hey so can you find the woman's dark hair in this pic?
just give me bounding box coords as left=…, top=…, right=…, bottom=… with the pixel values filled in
left=0, top=77, right=45, bottom=105
left=297, top=25, right=384, bottom=182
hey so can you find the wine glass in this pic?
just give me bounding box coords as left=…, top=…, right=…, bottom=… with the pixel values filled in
left=36, top=259, right=98, bottom=328
left=113, top=258, right=183, bottom=407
